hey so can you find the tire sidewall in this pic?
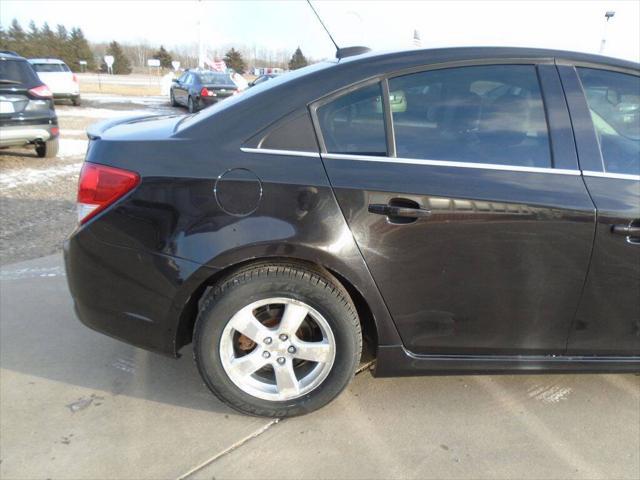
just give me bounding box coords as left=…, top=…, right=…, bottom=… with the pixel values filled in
left=194, top=271, right=360, bottom=416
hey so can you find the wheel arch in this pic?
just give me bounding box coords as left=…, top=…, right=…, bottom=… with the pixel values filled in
left=173, top=250, right=394, bottom=356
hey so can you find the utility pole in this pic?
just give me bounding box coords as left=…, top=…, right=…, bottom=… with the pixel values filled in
left=599, top=10, right=615, bottom=54
left=198, top=0, right=205, bottom=67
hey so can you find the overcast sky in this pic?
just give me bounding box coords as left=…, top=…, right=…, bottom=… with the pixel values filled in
left=1, top=0, right=639, bottom=62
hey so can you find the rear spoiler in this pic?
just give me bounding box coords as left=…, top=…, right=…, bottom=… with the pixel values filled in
left=86, top=114, right=168, bottom=140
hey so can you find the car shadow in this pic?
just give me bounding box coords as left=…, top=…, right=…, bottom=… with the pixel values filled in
left=0, top=253, right=238, bottom=415
left=0, top=148, right=39, bottom=158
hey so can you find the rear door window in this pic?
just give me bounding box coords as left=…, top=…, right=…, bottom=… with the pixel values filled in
left=388, top=65, right=552, bottom=167
left=0, top=59, right=40, bottom=84
left=317, top=82, right=387, bottom=156
left=577, top=68, right=640, bottom=175
left=32, top=63, right=68, bottom=73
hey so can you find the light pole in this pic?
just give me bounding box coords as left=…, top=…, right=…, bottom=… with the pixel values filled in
left=599, top=10, right=615, bottom=54
left=198, top=0, right=205, bottom=67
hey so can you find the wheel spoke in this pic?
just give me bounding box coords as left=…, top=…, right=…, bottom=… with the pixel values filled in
left=278, top=303, right=309, bottom=336
left=293, top=340, right=332, bottom=363
left=227, top=350, right=268, bottom=378
left=274, top=361, right=300, bottom=397
left=228, top=308, right=271, bottom=343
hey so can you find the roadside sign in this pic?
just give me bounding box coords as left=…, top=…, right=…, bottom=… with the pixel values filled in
left=104, top=55, right=114, bottom=74
left=171, top=60, right=181, bottom=71
left=147, top=59, right=161, bottom=67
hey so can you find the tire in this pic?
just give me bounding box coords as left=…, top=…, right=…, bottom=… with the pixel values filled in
left=188, top=96, right=196, bottom=113
left=194, top=262, right=362, bottom=417
left=170, top=90, right=178, bottom=107
left=35, top=137, right=59, bottom=158
left=72, top=96, right=81, bottom=106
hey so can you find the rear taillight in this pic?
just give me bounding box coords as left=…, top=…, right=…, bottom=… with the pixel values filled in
left=200, top=87, right=210, bottom=97
left=28, top=85, right=53, bottom=98
left=72, top=73, right=78, bottom=83
left=77, top=163, right=140, bottom=224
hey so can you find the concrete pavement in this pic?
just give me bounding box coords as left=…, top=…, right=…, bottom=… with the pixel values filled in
left=1, top=254, right=639, bottom=479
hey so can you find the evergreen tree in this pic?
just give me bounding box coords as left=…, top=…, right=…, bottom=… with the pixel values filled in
left=223, top=48, right=246, bottom=74
left=0, top=25, right=8, bottom=50
left=69, top=27, right=95, bottom=71
left=288, top=47, right=308, bottom=70
left=27, top=21, right=39, bottom=42
left=154, top=45, right=173, bottom=69
left=8, top=19, right=26, bottom=42
left=103, top=40, right=131, bottom=74
left=7, top=19, right=26, bottom=53
left=35, top=22, right=56, bottom=58
left=56, top=24, right=68, bottom=42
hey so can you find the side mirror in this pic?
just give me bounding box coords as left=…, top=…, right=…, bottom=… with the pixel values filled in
left=172, top=78, right=179, bottom=84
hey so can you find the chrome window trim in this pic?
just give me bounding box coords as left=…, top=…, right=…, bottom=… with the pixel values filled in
left=240, top=147, right=580, bottom=175
left=240, top=147, right=320, bottom=158
left=322, top=153, right=579, bottom=175
left=582, top=170, right=640, bottom=181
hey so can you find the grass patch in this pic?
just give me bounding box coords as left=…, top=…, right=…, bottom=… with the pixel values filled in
left=80, top=82, right=162, bottom=96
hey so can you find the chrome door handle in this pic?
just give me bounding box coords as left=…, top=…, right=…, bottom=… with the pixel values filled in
left=612, top=224, right=640, bottom=237
left=368, top=204, right=431, bottom=218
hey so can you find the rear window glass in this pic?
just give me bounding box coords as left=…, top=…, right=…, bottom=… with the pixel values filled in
left=198, top=73, right=233, bottom=85
left=578, top=68, right=640, bottom=175
left=32, top=63, right=70, bottom=73
left=388, top=65, right=551, bottom=167
left=317, top=82, right=387, bottom=156
left=0, top=58, right=40, bottom=84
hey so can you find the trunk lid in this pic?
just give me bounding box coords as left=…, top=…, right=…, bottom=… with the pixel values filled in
left=87, top=114, right=184, bottom=140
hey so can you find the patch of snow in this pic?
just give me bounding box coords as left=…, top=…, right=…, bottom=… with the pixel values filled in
left=0, top=162, right=82, bottom=191
left=60, top=129, right=86, bottom=137
left=0, top=266, right=66, bottom=280
left=58, top=138, right=88, bottom=158
left=81, top=93, right=171, bottom=106
left=56, top=107, right=155, bottom=119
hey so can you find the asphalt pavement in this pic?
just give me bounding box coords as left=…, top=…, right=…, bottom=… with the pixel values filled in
left=1, top=254, right=639, bottom=480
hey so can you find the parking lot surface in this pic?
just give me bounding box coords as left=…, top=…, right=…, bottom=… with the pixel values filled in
left=1, top=254, right=639, bottom=480
left=1, top=93, right=639, bottom=480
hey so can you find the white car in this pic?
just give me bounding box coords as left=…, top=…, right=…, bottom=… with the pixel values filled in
left=28, top=58, right=80, bottom=105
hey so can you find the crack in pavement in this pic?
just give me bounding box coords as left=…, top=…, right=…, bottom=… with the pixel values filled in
left=178, top=360, right=377, bottom=479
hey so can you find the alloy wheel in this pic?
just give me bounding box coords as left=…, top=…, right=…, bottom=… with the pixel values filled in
left=219, top=297, right=336, bottom=401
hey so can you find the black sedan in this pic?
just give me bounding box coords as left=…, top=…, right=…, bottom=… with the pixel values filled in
left=170, top=69, right=238, bottom=112
left=65, top=47, right=640, bottom=417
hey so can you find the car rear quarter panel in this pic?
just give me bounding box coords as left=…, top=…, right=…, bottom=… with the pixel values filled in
left=80, top=135, right=402, bottom=354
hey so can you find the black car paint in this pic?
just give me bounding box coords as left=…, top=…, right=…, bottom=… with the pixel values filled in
left=65, top=47, right=640, bottom=375
left=170, top=71, right=238, bottom=111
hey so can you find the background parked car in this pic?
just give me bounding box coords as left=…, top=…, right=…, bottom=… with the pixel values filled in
left=28, top=58, right=80, bottom=106
left=249, top=73, right=278, bottom=87
left=170, top=69, right=238, bottom=113
left=0, top=50, right=59, bottom=158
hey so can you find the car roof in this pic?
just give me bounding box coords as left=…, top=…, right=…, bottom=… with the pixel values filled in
left=179, top=46, right=639, bottom=139
left=0, top=50, right=26, bottom=60
left=28, top=58, right=67, bottom=64
left=338, top=46, right=639, bottom=71
left=188, top=69, right=229, bottom=75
